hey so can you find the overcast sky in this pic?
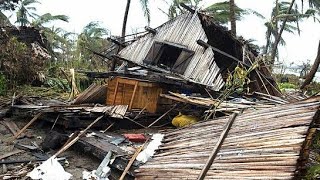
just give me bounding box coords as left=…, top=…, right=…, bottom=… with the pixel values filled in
left=8, top=0, right=320, bottom=66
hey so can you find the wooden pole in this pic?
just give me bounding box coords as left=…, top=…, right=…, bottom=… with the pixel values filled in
left=13, top=112, right=43, bottom=139
left=54, top=115, right=104, bottom=157
left=147, top=104, right=177, bottom=128
left=197, top=113, right=238, bottom=180
left=119, top=139, right=149, bottom=180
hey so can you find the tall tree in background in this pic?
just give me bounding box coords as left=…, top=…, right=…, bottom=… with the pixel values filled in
left=263, top=0, right=301, bottom=56
left=15, top=0, right=39, bottom=26
left=76, top=21, right=110, bottom=69
left=265, top=0, right=320, bottom=67
left=300, top=41, right=320, bottom=89
left=269, top=0, right=295, bottom=66
left=121, top=0, right=150, bottom=39
left=229, top=0, right=236, bottom=35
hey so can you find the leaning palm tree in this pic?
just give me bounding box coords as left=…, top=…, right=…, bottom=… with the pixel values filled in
left=267, top=0, right=320, bottom=66
left=15, top=0, right=39, bottom=26
left=121, top=0, right=150, bottom=39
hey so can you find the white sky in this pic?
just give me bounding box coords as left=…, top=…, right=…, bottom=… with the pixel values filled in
left=7, top=0, right=320, bottom=66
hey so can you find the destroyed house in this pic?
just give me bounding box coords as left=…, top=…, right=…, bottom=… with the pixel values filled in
left=115, top=10, right=280, bottom=96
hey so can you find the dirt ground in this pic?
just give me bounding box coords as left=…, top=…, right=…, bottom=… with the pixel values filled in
left=0, top=116, right=101, bottom=179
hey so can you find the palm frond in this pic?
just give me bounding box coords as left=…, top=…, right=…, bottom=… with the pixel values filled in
left=139, top=0, right=150, bottom=24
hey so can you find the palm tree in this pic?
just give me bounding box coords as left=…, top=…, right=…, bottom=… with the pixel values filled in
left=121, top=0, right=150, bottom=39
left=76, top=21, right=110, bottom=69
left=267, top=0, right=320, bottom=66
left=301, top=41, right=320, bottom=89
left=31, top=13, right=68, bottom=27
left=263, top=0, right=301, bottom=56
left=15, top=0, right=39, bottom=26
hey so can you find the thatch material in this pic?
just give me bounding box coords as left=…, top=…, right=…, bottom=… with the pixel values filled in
left=136, top=96, right=320, bottom=179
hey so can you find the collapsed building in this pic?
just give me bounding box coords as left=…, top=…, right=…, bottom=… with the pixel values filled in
left=86, top=9, right=281, bottom=115
left=2, top=6, right=320, bottom=180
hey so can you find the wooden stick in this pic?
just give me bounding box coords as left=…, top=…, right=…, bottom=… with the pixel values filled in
left=13, top=112, right=43, bottom=139
left=54, top=115, right=104, bottom=157
left=119, top=139, right=149, bottom=180
left=0, top=150, right=24, bottom=161
left=51, top=114, right=60, bottom=130
left=197, top=113, right=238, bottom=180
left=129, top=81, right=138, bottom=110
left=101, top=122, right=115, bottom=133
left=147, top=104, right=177, bottom=128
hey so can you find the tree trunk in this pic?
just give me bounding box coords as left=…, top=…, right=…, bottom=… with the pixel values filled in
left=269, top=0, right=295, bottom=66
left=121, top=0, right=131, bottom=41
left=263, top=27, right=272, bottom=54
left=229, top=0, right=236, bottom=36
left=300, top=41, right=320, bottom=89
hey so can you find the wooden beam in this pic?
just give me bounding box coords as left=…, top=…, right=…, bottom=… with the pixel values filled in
left=147, top=104, right=177, bottom=128
left=107, top=37, right=126, bottom=47
left=197, top=113, right=238, bottom=180
left=129, top=81, right=138, bottom=110
left=119, top=139, right=149, bottom=180
left=145, top=26, right=157, bottom=34
left=197, top=40, right=209, bottom=49
left=54, top=115, right=105, bottom=157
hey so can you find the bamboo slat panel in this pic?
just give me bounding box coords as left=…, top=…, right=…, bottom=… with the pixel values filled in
left=135, top=96, right=320, bottom=179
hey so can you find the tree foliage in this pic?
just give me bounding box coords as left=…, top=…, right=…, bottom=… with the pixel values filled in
left=15, top=0, right=39, bottom=26
left=0, top=36, right=46, bottom=87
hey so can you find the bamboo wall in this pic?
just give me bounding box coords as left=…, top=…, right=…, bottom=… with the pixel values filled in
left=135, top=96, right=320, bottom=179
left=118, top=12, right=224, bottom=91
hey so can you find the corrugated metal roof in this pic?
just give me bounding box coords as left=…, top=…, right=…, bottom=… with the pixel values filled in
left=118, top=12, right=224, bottom=91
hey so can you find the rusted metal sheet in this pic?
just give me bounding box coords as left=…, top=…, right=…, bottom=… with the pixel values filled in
left=135, top=96, right=320, bottom=179
left=118, top=12, right=224, bottom=91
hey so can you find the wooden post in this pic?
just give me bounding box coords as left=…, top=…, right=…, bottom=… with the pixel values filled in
left=112, top=79, right=119, bottom=105
left=197, top=113, right=238, bottom=180
left=129, top=81, right=138, bottom=110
